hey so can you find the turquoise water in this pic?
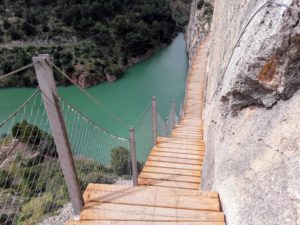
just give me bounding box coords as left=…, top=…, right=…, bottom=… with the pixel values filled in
left=0, top=33, right=188, bottom=164
left=0, top=33, right=189, bottom=138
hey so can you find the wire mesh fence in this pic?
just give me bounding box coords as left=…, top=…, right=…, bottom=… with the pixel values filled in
left=0, top=89, right=132, bottom=225
left=157, top=112, right=167, bottom=137
left=59, top=97, right=131, bottom=189
left=132, top=104, right=152, bottom=173
left=166, top=102, right=176, bottom=136
left=0, top=90, right=69, bottom=225
left=131, top=97, right=184, bottom=175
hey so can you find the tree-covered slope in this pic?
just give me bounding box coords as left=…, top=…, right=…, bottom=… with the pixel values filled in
left=0, top=0, right=191, bottom=88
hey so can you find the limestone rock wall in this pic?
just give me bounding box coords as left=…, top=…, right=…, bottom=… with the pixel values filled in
left=186, top=0, right=213, bottom=63
left=187, top=0, right=300, bottom=225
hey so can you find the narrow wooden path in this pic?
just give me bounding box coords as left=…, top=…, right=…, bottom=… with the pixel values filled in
left=67, top=36, right=225, bottom=225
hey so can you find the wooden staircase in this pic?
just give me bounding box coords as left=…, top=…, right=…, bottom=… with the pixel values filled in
left=67, top=35, right=225, bottom=225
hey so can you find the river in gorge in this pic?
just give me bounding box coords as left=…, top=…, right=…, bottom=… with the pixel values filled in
left=0, top=33, right=189, bottom=163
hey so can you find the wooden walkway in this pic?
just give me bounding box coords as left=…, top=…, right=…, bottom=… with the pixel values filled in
left=67, top=36, right=225, bottom=225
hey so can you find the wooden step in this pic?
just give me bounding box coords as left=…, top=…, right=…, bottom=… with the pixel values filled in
left=83, top=185, right=220, bottom=212
left=150, top=151, right=203, bottom=160
left=148, top=155, right=202, bottom=165
left=152, top=148, right=205, bottom=156
left=79, top=203, right=224, bottom=221
left=155, top=144, right=204, bottom=151
left=157, top=137, right=203, bottom=144
left=139, top=172, right=201, bottom=183
left=173, top=130, right=203, bottom=134
left=144, top=160, right=202, bottom=171
left=67, top=221, right=226, bottom=225
left=142, top=165, right=202, bottom=177
left=85, top=184, right=219, bottom=198
left=175, top=125, right=203, bottom=129
left=138, top=178, right=200, bottom=189
left=172, top=135, right=202, bottom=139
left=173, top=130, right=203, bottom=135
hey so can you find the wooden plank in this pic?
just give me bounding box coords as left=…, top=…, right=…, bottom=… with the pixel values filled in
left=174, top=128, right=203, bottom=132
left=142, top=166, right=201, bottom=177
left=145, top=160, right=202, bottom=170
left=85, top=184, right=219, bottom=198
left=172, top=135, right=203, bottom=139
left=178, top=122, right=202, bottom=125
left=139, top=176, right=200, bottom=189
left=179, top=118, right=202, bottom=121
left=175, top=125, right=203, bottom=129
left=157, top=143, right=204, bottom=149
left=172, top=132, right=203, bottom=136
left=158, top=136, right=203, bottom=141
left=174, top=128, right=203, bottom=133
left=154, top=146, right=205, bottom=153
left=155, top=145, right=204, bottom=152
left=157, top=137, right=202, bottom=144
left=181, top=119, right=202, bottom=122
left=139, top=172, right=201, bottom=183
left=157, top=140, right=204, bottom=146
left=150, top=150, right=203, bottom=160
left=148, top=155, right=202, bottom=165
left=79, top=203, right=224, bottom=221
left=67, top=220, right=226, bottom=225
left=153, top=147, right=205, bottom=155
left=83, top=187, right=220, bottom=211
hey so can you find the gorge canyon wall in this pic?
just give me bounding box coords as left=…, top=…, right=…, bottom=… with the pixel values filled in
left=187, top=0, right=300, bottom=225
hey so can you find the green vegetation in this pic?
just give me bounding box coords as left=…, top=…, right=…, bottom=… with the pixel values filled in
left=11, top=120, right=57, bottom=156
left=0, top=121, right=140, bottom=224
left=0, top=0, right=191, bottom=88
left=111, top=147, right=131, bottom=175
left=111, top=146, right=143, bottom=176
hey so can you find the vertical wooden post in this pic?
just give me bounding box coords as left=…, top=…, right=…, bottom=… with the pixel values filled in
left=181, top=102, right=185, bottom=121
left=33, top=54, right=83, bottom=215
left=171, top=100, right=176, bottom=130
left=129, top=127, right=138, bottom=186
left=179, top=103, right=183, bottom=123
left=165, top=118, right=169, bottom=137
left=151, top=96, right=157, bottom=146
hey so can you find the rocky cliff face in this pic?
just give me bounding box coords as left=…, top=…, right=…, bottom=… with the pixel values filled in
left=186, top=0, right=213, bottom=63
left=187, top=1, right=300, bottom=225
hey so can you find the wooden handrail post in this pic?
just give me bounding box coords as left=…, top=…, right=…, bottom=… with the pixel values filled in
left=129, top=127, right=138, bottom=186
left=172, top=100, right=176, bottom=130
left=165, top=118, right=169, bottom=137
left=151, top=96, right=157, bottom=146
left=181, top=102, right=185, bottom=121
left=33, top=54, right=84, bottom=215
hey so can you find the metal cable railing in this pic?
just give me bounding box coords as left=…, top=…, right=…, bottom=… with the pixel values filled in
left=0, top=90, right=69, bottom=225
left=59, top=97, right=131, bottom=189
left=0, top=55, right=185, bottom=224
left=0, top=89, right=132, bottom=224
left=132, top=105, right=152, bottom=171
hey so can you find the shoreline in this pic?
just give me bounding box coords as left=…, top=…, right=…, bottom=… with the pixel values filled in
left=0, top=32, right=185, bottom=89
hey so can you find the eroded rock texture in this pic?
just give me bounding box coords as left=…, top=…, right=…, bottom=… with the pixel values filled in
left=186, top=0, right=214, bottom=63
left=187, top=0, right=300, bottom=225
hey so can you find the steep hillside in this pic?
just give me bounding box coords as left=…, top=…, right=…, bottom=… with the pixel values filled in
left=0, top=0, right=191, bottom=88
left=187, top=0, right=300, bottom=225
